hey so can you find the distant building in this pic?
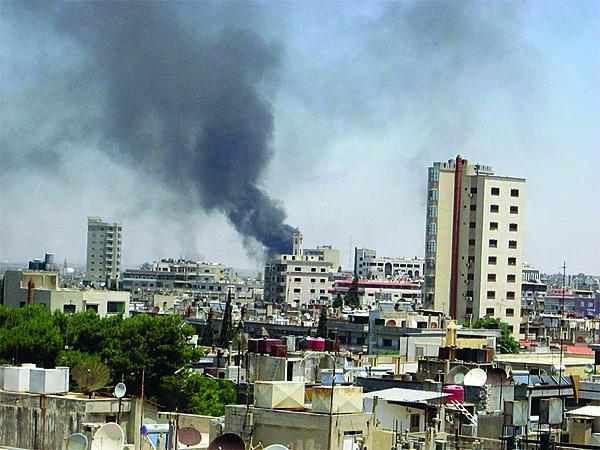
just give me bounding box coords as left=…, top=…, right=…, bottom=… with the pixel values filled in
left=264, top=232, right=337, bottom=308
left=354, top=248, right=423, bottom=280
left=2, top=270, right=129, bottom=316
left=84, top=216, right=122, bottom=286
left=423, top=156, right=525, bottom=333
left=330, top=278, right=421, bottom=308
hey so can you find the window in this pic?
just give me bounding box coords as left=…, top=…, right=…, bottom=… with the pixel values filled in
left=466, top=307, right=473, bottom=315
left=427, top=223, right=437, bottom=236
left=506, top=308, right=515, bottom=317
left=383, top=339, right=392, bottom=347
left=294, top=277, right=301, bottom=282
left=427, top=206, right=438, bottom=218
left=63, top=304, right=76, bottom=314
left=310, top=278, right=316, bottom=283
left=469, top=221, right=476, bottom=229
left=470, top=187, right=478, bottom=194
left=509, top=240, right=517, bottom=249
left=487, top=290, right=496, bottom=299
left=426, top=241, right=437, bottom=252
left=467, top=273, right=474, bottom=280
left=491, top=187, right=500, bottom=196
left=490, top=222, right=498, bottom=230
left=507, top=291, right=516, bottom=300
left=488, top=273, right=496, bottom=282
left=508, top=257, right=517, bottom=266
left=509, top=223, right=518, bottom=232
left=320, top=278, right=326, bottom=283
left=321, top=268, right=326, bottom=272
left=294, top=267, right=301, bottom=271
left=107, top=301, right=125, bottom=314
left=488, top=256, right=497, bottom=265
left=410, top=413, right=420, bottom=432
left=470, top=204, right=477, bottom=211
left=310, top=289, right=315, bottom=294
left=511, top=188, right=519, bottom=197
left=507, top=274, right=516, bottom=283
left=510, top=205, right=519, bottom=214
left=468, top=239, right=476, bottom=246
left=489, top=239, right=498, bottom=248
left=293, top=288, right=301, bottom=293
left=311, top=267, right=317, bottom=272
left=428, top=168, right=439, bottom=182
left=86, top=304, right=99, bottom=313
left=486, top=308, right=495, bottom=316
left=429, top=189, right=438, bottom=201
left=490, top=204, right=499, bottom=213
left=426, top=258, right=435, bottom=268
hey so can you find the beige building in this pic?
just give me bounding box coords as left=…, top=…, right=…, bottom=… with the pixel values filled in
left=84, top=216, right=122, bottom=286
left=424, top=157, right=525, bottom=333
left=354, top=248, right=424, bottom=280
left=2, top=270, right=130, bottom=316
left=264, top=232, right=335, bottom=308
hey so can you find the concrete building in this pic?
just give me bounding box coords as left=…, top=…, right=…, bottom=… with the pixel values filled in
left=2, top=270, right=130, bottom=316
left=354, top=248, right=424, bottom=280
left=303, top=245, right=341, bottom=271
left=264, top=232, right=335, bottom=308
left=330, top=278, right=421, bottom=308
left=424, top=156, right=525, bottom=333
left=84, top=216, right=122, bottom=286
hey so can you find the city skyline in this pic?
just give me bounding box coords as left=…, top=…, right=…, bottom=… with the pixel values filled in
left=1, top=2, right=598, bottom=274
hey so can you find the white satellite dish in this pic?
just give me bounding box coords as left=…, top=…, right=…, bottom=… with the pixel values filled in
left=114, top=382, right=127, bottom=399
left=264, top=445, right=290, bottom=450
left=464, top=368, right=487, bottom=387
left=66, top=433, right=88, bottom=450
left=91, top=422, right=125, bottom=450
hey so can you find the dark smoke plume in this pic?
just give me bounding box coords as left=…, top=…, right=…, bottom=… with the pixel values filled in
left=4, top=2, right=294, bottom=256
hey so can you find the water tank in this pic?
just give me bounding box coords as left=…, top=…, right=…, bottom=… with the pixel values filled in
left=312, top=338, right=325, bottom=351
left=45, top=253, right=55, bottom=265
left=443, top=385, right=464, bottom=404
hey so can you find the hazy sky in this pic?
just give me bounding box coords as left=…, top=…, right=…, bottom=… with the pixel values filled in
left=1, top=1, right=598, bottom=274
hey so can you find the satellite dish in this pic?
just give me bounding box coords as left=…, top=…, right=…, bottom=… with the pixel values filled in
left=179, top=426, right=202, bottom=446
left=91, top=422, right=124, bottom=450
left=464, top=368, right=487, bottom=387
left=72, top=361, right=110, bottom=397
left=66, top=433, right=88, bottom=450
left=114, top=382, right=127, bottom=399
left=207, top=433, right=245, bottom=450
left=447, top=365, right=469, bottom=384
left=585, top=363, right=595, bottom=374
left=264, top=445, right=290, bottom=450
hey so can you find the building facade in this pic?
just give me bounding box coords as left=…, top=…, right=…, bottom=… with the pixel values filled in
left=84, top=216, right=122, bottom=285
left=354, top=248, right=423, bottom=280
left=424, top=156, right=525, bottom=333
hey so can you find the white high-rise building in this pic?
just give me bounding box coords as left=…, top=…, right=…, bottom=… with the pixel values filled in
left=423, top=156, right=525, bottom=333
left=84, top=216, right=122, bottom=286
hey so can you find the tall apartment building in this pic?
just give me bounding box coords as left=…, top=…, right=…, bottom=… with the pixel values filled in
left=84, top=216, right=122, bottom=285
left=423, top=156, right=525, bottom=333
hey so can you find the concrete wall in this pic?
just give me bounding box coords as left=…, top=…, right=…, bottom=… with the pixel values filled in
left=0, top=391, right=133, bottom=450
left=224, top=405, right=372, bottom=450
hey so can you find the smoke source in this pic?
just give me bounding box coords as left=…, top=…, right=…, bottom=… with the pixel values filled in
left=6, top=2, right=294, bottom=257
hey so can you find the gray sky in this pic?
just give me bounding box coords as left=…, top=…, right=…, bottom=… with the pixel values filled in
left=1, top=1, right=598, bottom=274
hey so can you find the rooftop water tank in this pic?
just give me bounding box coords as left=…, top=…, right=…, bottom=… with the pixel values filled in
left=443, top=385, right=464, bottom=404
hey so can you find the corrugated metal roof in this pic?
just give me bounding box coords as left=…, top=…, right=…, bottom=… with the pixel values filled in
left=566, top=405, right=600, bottom=418
left=363, top=387, right=448, bottom=403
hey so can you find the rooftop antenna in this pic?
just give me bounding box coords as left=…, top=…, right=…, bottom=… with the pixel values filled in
left=558, top=260, right=567, bottom=442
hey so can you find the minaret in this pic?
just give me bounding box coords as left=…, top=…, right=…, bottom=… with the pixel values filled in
left=292, top=231, right=303, bottom=256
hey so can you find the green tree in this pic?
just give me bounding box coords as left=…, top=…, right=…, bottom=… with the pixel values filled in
left=316, top=307, right=328, bottom=338
left=332, top=293, right=343, bottom=309
left=200, top=309, right=215, bottom=346
left=472, top=317, right=519, bottom=354
left=0, top=306, right=62, bottom=367
left=161, top=372, right=236, bottom=416
left=218, top=290, right=233, bottom=348
left=344, top=276, right=360, bottom=308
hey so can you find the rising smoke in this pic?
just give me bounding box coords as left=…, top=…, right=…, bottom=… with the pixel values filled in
left=3, top=2, right=294, bottom=257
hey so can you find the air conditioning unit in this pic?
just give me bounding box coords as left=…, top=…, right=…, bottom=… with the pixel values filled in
left=466, top=297, right=473, bottom=302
